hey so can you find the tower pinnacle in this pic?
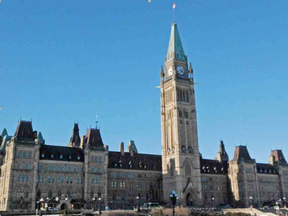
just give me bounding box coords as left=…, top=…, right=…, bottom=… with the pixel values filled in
left=166, top=23, right=186, bottom=63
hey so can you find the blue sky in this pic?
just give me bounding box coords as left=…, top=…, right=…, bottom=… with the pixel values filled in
left=1, top=0, right=288, bottom=163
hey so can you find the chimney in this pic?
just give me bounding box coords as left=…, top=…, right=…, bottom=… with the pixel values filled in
left=120, top=142, right=124, bottom=156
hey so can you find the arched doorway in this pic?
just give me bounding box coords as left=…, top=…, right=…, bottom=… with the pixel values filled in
left=186, top=193, right=193, bottom=206
left=61, top=203, right=68, bottom=211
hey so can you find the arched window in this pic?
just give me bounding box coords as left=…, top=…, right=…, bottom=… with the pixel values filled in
left=15, top=188, right=21, bottom=198
left=170, top=163, right=174, bottom=177
left=24, top=189, right=29, bottom=198
left=185, top=163, right=191, bottom=176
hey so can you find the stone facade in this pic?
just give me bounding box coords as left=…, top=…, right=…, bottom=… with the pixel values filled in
left=0, top=122, right=162, bottom=211
left=1, top=22, right=288, bottom=212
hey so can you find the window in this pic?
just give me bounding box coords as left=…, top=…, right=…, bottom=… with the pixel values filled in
left=66, top=177, right=69, bottom=184
left=17, top=174, right=20, bottom=182
left=16, top=188, right=21, bottom=198
left=111, top=173, right=117, bottom=178
left=77, top=156, right=80, bottom=161
left=97, top=168, right=102, bottom=174
left=120, top=182, right=126, bottom=188
left=120, top=173, right=126, bottom=178
left=57, top=177, right=60, bottom=183
left=18, top=151, right=22, bottom=158
left=41, top=153, right=45, bottom=158
left=128, top=173, right=134, bottom=179
left=51, top=154, right=54, bottom=159
left=137, top=183, right=142, bottom=189
left=21, top=175, right=25, bottom=182
left=28, top=152, right=32, bottom=158
left=111, top=181, right=117, bottom=187
left=47, top=176, right=51, bottom=183
left=23, top=152, right=27, bottom=157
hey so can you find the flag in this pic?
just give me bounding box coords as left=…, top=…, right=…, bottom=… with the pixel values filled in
left=173, top=3, right=176, bottom=9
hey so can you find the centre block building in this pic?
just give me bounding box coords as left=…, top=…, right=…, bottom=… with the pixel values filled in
left=1, top=23, right=288, bottom=212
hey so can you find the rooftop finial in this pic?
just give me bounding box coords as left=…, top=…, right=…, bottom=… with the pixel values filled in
left=95, top=113, right=99, bottom=129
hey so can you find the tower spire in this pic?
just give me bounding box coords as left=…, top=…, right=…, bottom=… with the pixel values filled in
left=166, top=23, right=186, bottom=63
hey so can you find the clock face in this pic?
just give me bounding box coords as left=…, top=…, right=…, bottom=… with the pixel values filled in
left=168, top=67, right=173, bottom=76
left=177, top=66, right=185, bottom=75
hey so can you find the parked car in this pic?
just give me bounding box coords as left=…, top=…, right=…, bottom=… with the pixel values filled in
left=140, top=202, right=161, bottom=213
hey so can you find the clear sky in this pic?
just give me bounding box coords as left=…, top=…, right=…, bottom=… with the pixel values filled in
left=1, top=0, right=288, bottom=163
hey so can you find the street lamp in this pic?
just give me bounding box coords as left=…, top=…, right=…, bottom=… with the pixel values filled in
left=170, top=191, right=178, bottom=216
left=283, top=197, right=286, bottom=208
left=92, top=197, right=96, bottom=211
left=211, top=197, right=215, bottom=209
left=98, top=197, right=102, bottom=215
left=136, top=196, right=140, bottom=216
left=249, top=196, right=253, bottom=208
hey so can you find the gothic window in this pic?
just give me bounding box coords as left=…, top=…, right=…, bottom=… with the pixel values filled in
left=17, top=174, right=20, bottom=182
left=179, top=109, right=182, bottom=118
left=184, top=110, right=189, bottom=118
left=186, top=91, right=189, bottom=102
left=185, top=164, right=191, bottom=176
left=180, top=90, right=183, bottom=101
left=24, top=189, right=29, bottom=198
left=15, top=188, right=21, bottom=198
left=169, top=160, right=175, bottom=177
left=25, top=175, right=29, bottom=182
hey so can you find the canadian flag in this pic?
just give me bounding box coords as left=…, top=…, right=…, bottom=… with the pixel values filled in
left=173, top=3, right=177, bottom=9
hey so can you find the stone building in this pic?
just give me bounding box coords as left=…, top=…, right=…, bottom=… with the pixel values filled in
left=1, top=22, right=288, bottom=211
left=0, top=122, right=162, bottom=211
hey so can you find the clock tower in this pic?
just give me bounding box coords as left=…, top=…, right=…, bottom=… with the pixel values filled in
left=160, top=23, right=202, bottom=206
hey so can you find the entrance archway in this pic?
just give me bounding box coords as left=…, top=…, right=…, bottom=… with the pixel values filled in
left=61, top=203, right=68, bottom=211
left=186, top=193, right=193, bottom=206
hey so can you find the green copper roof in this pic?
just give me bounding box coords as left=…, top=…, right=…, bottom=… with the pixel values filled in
left=37, top=132, right=44, bottom=144
left=167, top=23, right=186, bottom=63
left=1, top=128, right=7, bottom=138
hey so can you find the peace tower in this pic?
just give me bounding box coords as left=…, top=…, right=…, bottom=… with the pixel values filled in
left=160, top=23, right=202, bottom=206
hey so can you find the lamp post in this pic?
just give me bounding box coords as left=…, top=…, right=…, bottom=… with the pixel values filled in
left=98, top=197, right=102, bottom=215
left=170, top=191, right=178, bottom=216
left=92, top=197, right=96, bottom=211
left=64, top=197, right=68, bottom=215
left=211, top=197, right=215, bottom=209
left=249, top=196, right=253, bottom=208
left=136, top=196, right=140, bottom=216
